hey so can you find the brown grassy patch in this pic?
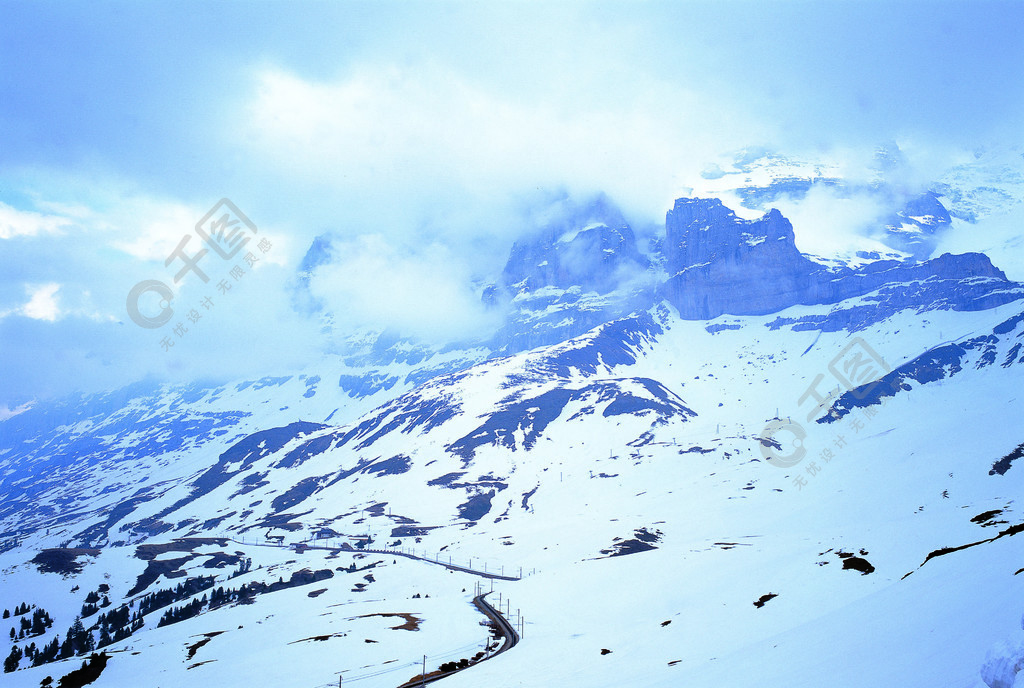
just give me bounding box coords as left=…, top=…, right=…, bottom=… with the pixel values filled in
left=354, top=612, right=421, bottom=631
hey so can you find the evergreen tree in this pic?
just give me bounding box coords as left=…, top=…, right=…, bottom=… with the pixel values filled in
left=33, top=637, right=59, bottom=666
left=2, top=609, right=8, bottom=619
left=59, top=616, right=88, bottom=660
left=58, top=635, right=72, bottom=661
left=3, top=645, right=22, bottom=673
left=66, top=617, right=89, bottom=656
left=55, top=652, right=107, bottom=688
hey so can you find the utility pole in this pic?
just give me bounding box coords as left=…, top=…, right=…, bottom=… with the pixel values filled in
left=422, top=654, right=426, bottom=687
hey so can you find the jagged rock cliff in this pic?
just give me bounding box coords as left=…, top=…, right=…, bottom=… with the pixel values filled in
left=661, top=197, right=1013, bottom=319
left=501, top=194, right=648, bottom=295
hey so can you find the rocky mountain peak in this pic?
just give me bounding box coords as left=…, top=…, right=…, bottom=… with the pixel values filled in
left=883, top=191, right=953, bottom=259
left=501, top=194, right=647, bottom=295
left=665, top=197, right=805, bottom=271
left=662, top=198, right=816, bottom=319
left=662, top=196, right=1017, bottom=320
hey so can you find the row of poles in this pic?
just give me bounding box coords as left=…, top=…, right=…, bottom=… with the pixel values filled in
left=474, top=580, right=525, bottom=639
left=225, top=533, right=539, bottom=580
left=229, top=533, right=533, bottom=579
left=227, top=533, right=531, bottom=688
left=336, top=580, right=525, bottom=688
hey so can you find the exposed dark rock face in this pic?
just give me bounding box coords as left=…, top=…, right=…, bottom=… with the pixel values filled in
left=501, top=194, right=648, bottom=295
left=883, top=191, right=952, bottom=259
left=661, top=197, right=1013, bottom=320
left=662, top=198, right=816, bottom=319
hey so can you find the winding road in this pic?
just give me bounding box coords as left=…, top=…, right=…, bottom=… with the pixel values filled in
left=225, top=536, right=523, bottom=580
left=226, top=536, right=524, bottom=686
left=395, top=591, right=520, bottom=687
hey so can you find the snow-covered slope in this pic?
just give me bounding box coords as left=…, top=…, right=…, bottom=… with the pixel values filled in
left=3, top=186, right=1024, bottom=687
left=4, top=288, right=1024, bottom=687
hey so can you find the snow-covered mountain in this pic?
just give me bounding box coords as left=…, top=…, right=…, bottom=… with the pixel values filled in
left=692, top=144, right=1024, bottom=267
left=3, top=176, right=1024, bottom=687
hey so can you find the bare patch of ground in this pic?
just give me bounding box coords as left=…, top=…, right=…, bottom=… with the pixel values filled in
left=353, top=612, right=421, bottom=631
left=30, top=548, right=101, bottom=575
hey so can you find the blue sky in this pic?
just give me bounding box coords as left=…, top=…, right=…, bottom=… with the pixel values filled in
left=1, top=0, right=1023, bottom=408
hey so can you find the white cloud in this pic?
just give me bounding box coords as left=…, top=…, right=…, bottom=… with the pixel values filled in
left=770, top=185, right=893, bottom=260
left=306, top=234, right=502, bottom=343
left=109, top=201, right=206, bottom=262
left=938, top=210, right=1024, bottom=282
left=0, top=176, right=323, bottom=404
left=241, top=63, right=768, bottom=234
left=0, top=202, right=71, bottom=239
left=21, top=283, right=61, bottom=321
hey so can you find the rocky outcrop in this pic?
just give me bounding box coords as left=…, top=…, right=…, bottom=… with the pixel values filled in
left=661, top=198, right=818, bottom=319
left=486, top=194, right=656, bottom=354
left=661, top=197, right=1013, bottom=320
left=501, top=194, right=648, bottom=294
left=883, top=191, right=952, bottom=259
